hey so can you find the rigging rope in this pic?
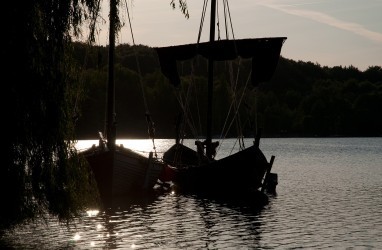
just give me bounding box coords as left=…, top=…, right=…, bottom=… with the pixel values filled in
left=219, top=0, right=256, bottom=153
left=174, top=62, right=201, bottom=141
left=223, top=0, right=228, bottom=39
left=224, top=0, right=235, bottom=40
left=218, top=61, right=252, bottom=153
left=178, top=0, right=258, bottom=158
left=125, top=0, right=157, bottom=157
left=216, top=0, right=221, bottom=40
left=73, top=0, right=102, bottom=131
left=197, top=0, right=209, bottom=44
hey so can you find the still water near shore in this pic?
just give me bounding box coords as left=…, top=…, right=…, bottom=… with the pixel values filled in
left=1, top=137, right=382, bottom=249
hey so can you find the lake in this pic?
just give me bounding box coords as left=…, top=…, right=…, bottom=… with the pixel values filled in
left=1, top=137, right=382, bottom=249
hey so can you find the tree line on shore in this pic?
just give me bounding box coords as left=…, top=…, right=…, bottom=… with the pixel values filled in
left=73, top=42, right=382, bottom=139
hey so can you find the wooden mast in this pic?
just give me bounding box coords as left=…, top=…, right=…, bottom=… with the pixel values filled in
left=106, top=0, right=116, bottom=151
left=206, top=0, right=216, bottom=160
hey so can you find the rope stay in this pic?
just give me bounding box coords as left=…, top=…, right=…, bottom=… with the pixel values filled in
left=197, top=0, right=209, bottom=44
left=72, top=0, right=103, bottom=127
left=174, top=61, right=203, bottom=141
left=178, top=0, right=258, bottom=158
left=220, top=0, right=258, bottom=153
left=124, top=0, right=158, bottom=157
left=218, top=1, right=256, bottom=154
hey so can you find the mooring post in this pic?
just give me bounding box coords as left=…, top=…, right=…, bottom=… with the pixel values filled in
left=254, top=128, right=262, bottom=148
left=261, top=155, right=275, bottom=193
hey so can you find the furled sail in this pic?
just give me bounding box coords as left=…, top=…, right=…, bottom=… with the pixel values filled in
left=155, top=37, right=287, bottom=87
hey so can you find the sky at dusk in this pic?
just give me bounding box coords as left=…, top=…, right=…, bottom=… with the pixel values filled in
left=82, top=0, right=382, bottom=71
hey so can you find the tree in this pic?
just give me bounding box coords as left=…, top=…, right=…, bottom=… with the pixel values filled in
left=1, top=0, right=189, bottom=231
left=1, top=0, right=104, bottom=231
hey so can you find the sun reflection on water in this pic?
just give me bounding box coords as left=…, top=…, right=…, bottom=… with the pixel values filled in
left=86, top=210, right=99, bottom=217
left=73, top=233, right=81, bottom=241
left=75, top=139, right=176, bottom=158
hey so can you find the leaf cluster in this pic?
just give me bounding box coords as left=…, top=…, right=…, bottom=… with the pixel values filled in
left=1, top=0, right=102, bottom=231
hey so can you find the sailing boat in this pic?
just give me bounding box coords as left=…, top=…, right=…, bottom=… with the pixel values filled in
left=80, top=0, right=164, bottom=206
left=155, top=0, right=286, bottom=196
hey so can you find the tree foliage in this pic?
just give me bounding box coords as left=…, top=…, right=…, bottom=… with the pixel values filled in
left=0, top=0, right=126, bottom=231
left=1, top=0, right=190, bottom=231
left=73, top=44, right=382, bottom=138
left=171, top=0, right=190, bottom=18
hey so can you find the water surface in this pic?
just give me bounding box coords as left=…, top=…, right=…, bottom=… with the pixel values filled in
left=2, top=137, right=382, bottom=249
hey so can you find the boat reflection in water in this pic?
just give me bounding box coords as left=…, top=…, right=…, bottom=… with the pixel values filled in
left=62, top=189, right=267, bottom=249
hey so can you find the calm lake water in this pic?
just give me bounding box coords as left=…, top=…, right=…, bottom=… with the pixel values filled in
left=1, top=137, right=382, bottom=249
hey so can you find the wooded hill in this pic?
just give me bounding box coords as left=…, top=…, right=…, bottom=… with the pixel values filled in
left=72, top=42, right=382, bottom=139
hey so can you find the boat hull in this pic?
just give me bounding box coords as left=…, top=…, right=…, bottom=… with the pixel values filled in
left=81, top=144, right=164, bottom=205
left=163, top=143, right=270, bottom=195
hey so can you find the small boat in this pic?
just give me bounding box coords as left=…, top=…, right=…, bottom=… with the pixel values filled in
left=81, top=135, right=164, bottom=205
left=155, top=0, right=286, bottom=197
left=80, top=0, right=164, bottom=206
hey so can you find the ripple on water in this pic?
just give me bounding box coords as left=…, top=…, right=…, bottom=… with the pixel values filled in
left=2, top=138, right=382, bottom=249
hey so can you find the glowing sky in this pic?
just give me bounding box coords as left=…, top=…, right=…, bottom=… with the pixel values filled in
left=85, top=0, right=382, bottom=71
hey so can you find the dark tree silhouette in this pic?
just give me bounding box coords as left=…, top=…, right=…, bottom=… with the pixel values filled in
left=1, top=0, right=190, bottom=231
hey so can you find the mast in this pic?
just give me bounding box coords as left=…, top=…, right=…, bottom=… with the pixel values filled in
left=206, top=0, right=216, bottom=160
left=106, top=0, right=117, bottom=151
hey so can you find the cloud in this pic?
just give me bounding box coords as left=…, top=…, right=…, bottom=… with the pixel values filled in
left=258, top=1, right=382, bottom=44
